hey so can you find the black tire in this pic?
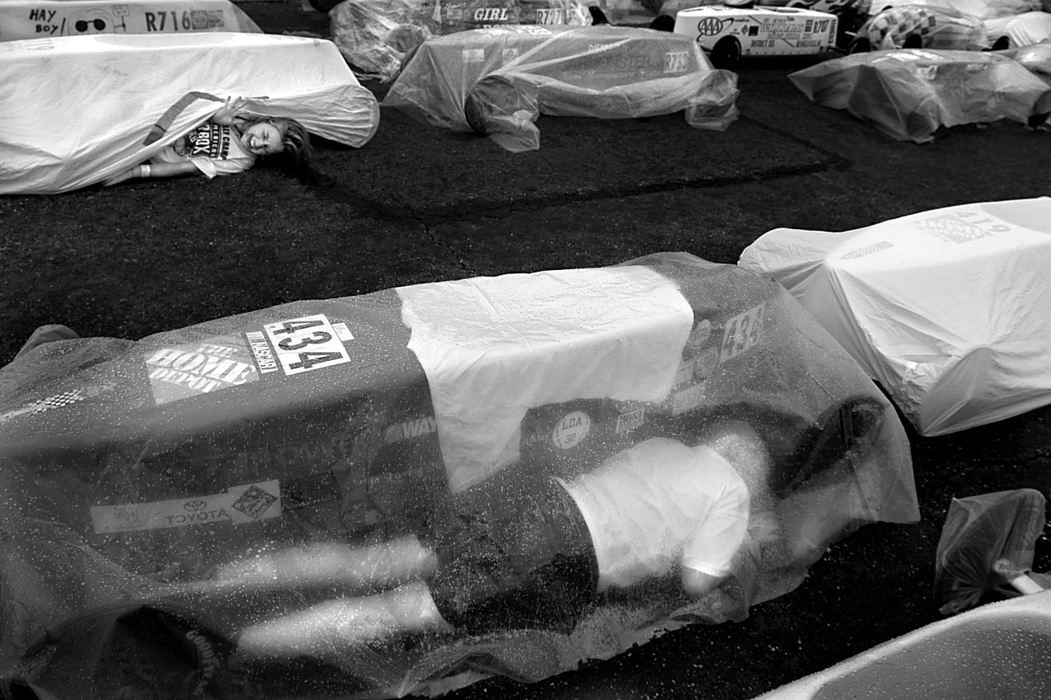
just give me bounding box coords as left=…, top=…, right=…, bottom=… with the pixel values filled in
left=649, top=14, right=675, bottom=32
left=848, top=36, right=872, bottom=53
left=710, top=37, right=742, bottom=70
left=901, top=33, right=923, bottom=49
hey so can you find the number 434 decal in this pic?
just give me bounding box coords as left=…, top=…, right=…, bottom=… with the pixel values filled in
left=263, top=314, right=353, bottom=375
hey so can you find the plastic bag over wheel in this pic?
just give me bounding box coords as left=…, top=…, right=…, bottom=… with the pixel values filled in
left=0, top=252, right=917, bottom=698
left=384, top=24, right=739, bottom=151
left=739, top=197, right=1051, bottom=436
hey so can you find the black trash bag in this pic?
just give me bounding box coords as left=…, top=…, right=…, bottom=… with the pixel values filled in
left=5, top=602, right=233, bottom=699
left=934, top=488, right=1047, bottom=615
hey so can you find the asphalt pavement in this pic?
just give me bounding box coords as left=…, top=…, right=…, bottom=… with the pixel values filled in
left=2, top=1, right=1051, bottom=698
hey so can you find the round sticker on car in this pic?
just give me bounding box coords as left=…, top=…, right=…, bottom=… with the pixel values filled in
left=552, top=411, right=590, bottom=449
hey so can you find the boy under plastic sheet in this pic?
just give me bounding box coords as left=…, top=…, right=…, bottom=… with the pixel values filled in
left=0, top=252, right=919, bottom=698
left=739, top=197, right=1051, bottom=436
left=328, top=0, right=593, bottom=83
left=788, top=49, right=1051, bottom=142
left=0, top=0, right=260, bottom=41
left=383, top=25, right=739, bottom=152
left=0, top=32, right=379, bottom=195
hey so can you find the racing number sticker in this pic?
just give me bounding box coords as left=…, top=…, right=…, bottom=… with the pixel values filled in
left=720, top=302, right=765, bottom=362
left=264, top=314, right=351, bottom=375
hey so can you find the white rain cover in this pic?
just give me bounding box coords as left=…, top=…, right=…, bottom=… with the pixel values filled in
left=398, top=265, right=694, bottom=492
left=0, top=0, right=260, bottom=41
left=0, top=32, right=380, bottom=194
left=0, top=252, right=917, bottom=698
left=329, top=0, right=593, bottom=83
left=789, top=49, right=1051, bottom=142
left=739, top=197, right=1051, bottom=436
left=383, top=24, right=739, bottom=151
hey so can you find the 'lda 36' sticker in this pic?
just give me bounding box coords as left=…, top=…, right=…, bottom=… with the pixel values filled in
left=90, top=480, right=281, bottom=534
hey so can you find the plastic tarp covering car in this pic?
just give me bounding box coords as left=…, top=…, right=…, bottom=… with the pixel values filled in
left=0, top=0, right=260, bottom=41
left=855, top=4, right=988, bottom=50
left=0, top=32, right=380, bottom=195
left=788, top=49, right=1051, bottom=142
left=985, top=11, right=1051, bottom=47
left=738, top=198, right=1051, bottom=437
left=1003, top=38, right=1051, bottom=80
left=0, top=252, right=918, bottom=699
left=383, top=25, right=739, bottom=151
left=328, top=0, right=593, bottom=83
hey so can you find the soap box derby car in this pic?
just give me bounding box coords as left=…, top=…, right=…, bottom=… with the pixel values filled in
left=672, top=4, right=839, bottom=68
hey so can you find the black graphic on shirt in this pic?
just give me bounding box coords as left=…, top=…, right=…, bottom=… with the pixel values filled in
left=178, top=123, right=234, bottom=160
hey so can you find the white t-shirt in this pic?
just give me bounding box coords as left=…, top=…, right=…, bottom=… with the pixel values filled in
left=151, top=121, right=255, bottom=178
left=556, top=436, right=750, bottom=591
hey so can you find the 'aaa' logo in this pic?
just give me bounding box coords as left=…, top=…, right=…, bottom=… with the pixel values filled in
left=696, top=17, right=729, bottom=35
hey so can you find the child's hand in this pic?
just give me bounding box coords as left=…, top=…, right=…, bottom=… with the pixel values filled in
left=212, top=96, right=248, bottom=125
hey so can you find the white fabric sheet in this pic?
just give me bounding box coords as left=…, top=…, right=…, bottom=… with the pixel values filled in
left=739, top=197, right=1051, bottom=436
left=397, top=265, right=694, bottom=491
left=0, top=32, right=380, bottom=194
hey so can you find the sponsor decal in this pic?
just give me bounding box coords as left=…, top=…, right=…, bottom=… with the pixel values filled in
left=185, top=629, right=220, bottom=697
left=385, top=415, right=437, bottom=444
left=91, top=480, right=281, bottom=534
left=552, top=410, right=590, bottom=449
left=0, top=383, right=114, bottom=423
left=918, top=211, right=1008, bottom=244
left=720, top=302, right=765, bottom=363
left=696, top=17, right=730, bottom=35
left=145, top=337, right=258, bottom=405
left=615, top=407, right=645, bottom=434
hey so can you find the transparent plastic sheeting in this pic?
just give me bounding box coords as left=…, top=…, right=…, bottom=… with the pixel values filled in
left=0, top=0, right=260, bottom=41
left=0, top=32, right=380, bottom=195
left=0, top=252, right=919, bottom=699
left=383, top=25, right=739, bottom=152
left=934, top=489, right=1047, bottom=615
left=788, top=49, right=1051, bottom=142
left=329, top=0, right=593, bottom=83
left=739, top=198, right=1051, bottom=437
left=1002, top=39, right=1051, bottom=79
left=855, top=5, right=987, bottom=50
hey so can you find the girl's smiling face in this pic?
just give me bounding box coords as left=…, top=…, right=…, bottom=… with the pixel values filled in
left=241, top=121, right=285, bottom=156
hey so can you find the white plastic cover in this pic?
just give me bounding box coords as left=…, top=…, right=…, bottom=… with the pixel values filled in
left=0, top=32, right=380, bottom=194
left=329, top=0, right=593, bottom=83
left=0, top=0, right=260, bottom=41
left=398, top=265, right=695, bottom=492
left=0, top=252, right=917, bottom=698
left=739, top=197, right=1051, bottom=436
left=384, top=24, right=739, bottom=151
left=789, top=49, right=1051, bottom=142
